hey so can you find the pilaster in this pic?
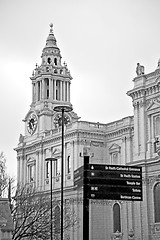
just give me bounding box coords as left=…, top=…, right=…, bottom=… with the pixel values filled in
left=133, top=101, right=140, bottom=158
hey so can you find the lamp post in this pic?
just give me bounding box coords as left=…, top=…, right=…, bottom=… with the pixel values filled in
left=45, top=157, right=57, bottom=240
left=54, top=105, right=73, bottom=240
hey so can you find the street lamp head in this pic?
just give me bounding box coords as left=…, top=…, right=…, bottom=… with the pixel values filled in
left=54, top=105, right=73, bottom=113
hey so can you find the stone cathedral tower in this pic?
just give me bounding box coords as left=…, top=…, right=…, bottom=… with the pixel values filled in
left=16, top=23, right=79, bottom=187
left=15, top=24, right=160, bottom=240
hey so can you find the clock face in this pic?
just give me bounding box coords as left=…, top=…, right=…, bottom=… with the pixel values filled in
left=54, top=113, right=70, bottom=127
left=27, top=113, right=38, bottom=134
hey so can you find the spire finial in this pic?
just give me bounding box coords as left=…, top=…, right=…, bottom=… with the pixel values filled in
left=49, top=23, right=53, bottom=33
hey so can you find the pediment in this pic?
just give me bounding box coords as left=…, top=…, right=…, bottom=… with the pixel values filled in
left=147, top=100, right=160, bottom=112
left=109, top=143, right=121, bottom=153
left=45, top=147, right=61, bottom=159
left=27, top=157, right=35, bottom=163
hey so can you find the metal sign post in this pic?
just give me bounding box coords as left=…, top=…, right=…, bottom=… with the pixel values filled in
left=74, top=162, right=142, bottom=240
left=83, top=156, right=89, bottom=240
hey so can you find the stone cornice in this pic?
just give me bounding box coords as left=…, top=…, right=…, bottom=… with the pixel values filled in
left=106, top=126, right=134, bottom=139
left=127, top=82, right=160, bottom=100
left=15, top=117, right=134, bottom=154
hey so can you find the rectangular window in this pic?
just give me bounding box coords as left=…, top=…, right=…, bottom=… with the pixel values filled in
left=46, top=161, right=49, bottom=179
left=55, top=159, right=60, bottom=176
left=111, top=152, right=119, bottom=165
left=38, top=81, right=40, bottom=101
left=29, top=165, right=34, bottom=182
left=67, top=156, right=71, bottom=174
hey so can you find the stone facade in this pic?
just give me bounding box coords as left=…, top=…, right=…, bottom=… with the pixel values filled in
left=15, top=24, right=160, bottom=240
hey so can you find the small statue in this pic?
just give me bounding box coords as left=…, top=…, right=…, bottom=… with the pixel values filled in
left=19, top=134, right=24, bottom=144
left=136, top=63, right=145, bottom=76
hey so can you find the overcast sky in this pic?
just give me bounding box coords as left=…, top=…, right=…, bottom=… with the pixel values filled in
left=1, top=0, right=160, bottom=176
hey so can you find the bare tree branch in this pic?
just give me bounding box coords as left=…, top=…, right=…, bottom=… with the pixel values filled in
left=11, top=184, right=78, bottom=240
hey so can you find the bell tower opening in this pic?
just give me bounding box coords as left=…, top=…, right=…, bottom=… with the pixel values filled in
left=47, top=57, right=51, bottom=64
left=44, top=78, right=49, bottom=99
left=54, top=58, right=57, bottom=65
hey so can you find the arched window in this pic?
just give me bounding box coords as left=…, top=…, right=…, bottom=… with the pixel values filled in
left=154, top=183, right=160, bottom=223
left=47, top=57, right=51, bottom=64
left=54, top=205, right=60, bottom=234
left=113, top=203, right=121, bottom=232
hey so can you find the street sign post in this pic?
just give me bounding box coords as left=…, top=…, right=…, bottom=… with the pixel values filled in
left=74, top=161, right=143, bottom=240
left=86, top=163, right=143, bottom=201
left=74, top=163, right=143, bottom=200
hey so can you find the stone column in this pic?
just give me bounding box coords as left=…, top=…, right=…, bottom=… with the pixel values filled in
left=19, top=155, right=23, bottom=184
left=60, top=80, right=63, bottom=101
left=54, top=79, right=56, bottom=100
left=63, top=81, right=66, bottom=101
left=36, top=82, right=39, bottom=102
left=139, top=99, right=146, bottom=158
left=62, top=81, right=64, bottom=101
left=24, top=155, right=27, bottom=185
left=40, top=80, right=42, bottom=100
left=66, top=81, right=69, bottom=101
left=42, top=78, right=45, bottom=99
left=133, top=102, right=139, bottom=158
left=50, top=78, right=53, bottom=100
left=147, top=115, right=152, bottom=157
left=36, top=151, right=39, bottom=189
left=40, top=149, right=44, bottom=191
left=68, top=82, right=70, bottom=102
left=17, top=157, right=20, bottom=184
left=121, top=137, right=126, bottom=165
left=32, top=83, right=35, bottom=103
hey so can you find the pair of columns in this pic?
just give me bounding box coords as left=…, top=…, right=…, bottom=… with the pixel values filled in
left=32, top=78, right=70, bottom=103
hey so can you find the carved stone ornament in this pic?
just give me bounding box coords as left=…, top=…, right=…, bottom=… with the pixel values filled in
left=143, top=176, right=160, bottom=187
left=133, top=101, right=139, bottom=109
left=128, top=229, right=134, bottom=240
left=111, top=231, right=123, bottom=240
left=151, top=223, right=160, bottom=234
left=91, top=141, right=104, bottom=147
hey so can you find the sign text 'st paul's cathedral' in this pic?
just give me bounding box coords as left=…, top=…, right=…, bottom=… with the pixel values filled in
left=15, top=24, right=160, bottom=240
